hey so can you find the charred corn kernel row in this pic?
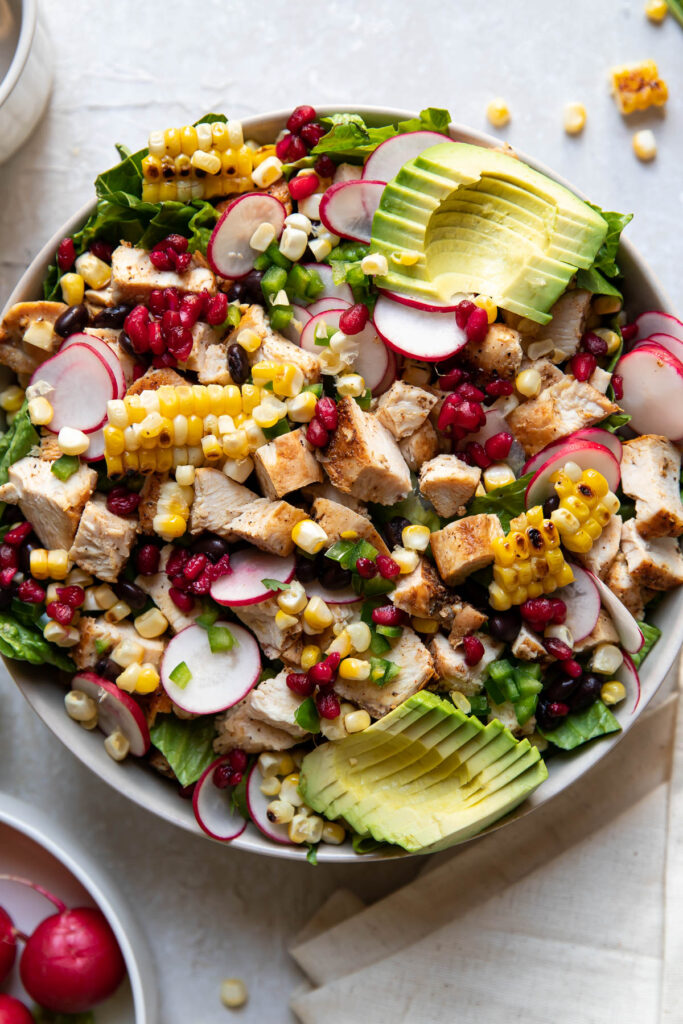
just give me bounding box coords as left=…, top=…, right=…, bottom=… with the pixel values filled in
left=611, top=60, right=668, bottom=114
left=488, top=506, right=573, bottom=611
left=30, top=548, right=70, bottom=580
left=142, top=121, right=256, bottom=201
left=550, top=466, right=619, bottom=554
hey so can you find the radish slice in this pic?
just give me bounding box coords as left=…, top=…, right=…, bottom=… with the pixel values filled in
left=161, top=623, right=260, bottom=715
left=584, top=570, right=644, bottom=654
left=62, top=333, right=126, bottom=399
left=280, top=304, right=311, bottom=345
left=72, top=672, right=150, bottom=756
left=84, top=427, right=106, bottom=461
left=558, top=564, right=601, bottom=642
left=245, top=764, right=294, bottom=845
left=524, top=441, right=621, bottom=508
left=632, top=310, right=683, bottom=345
left=307, top=297, right=352, bottom=315
left=210, top=549, right=295, bottom=607
left=522, top=433, right=622, bottom=478
left=300, top=263, right=354, bottom=306
left=304, top=580, right=360, bottom=606
left=29, top=345, right=113, bottom=434
left=378, top=288, right=463, bottom=313
left=638, top=332, right=683, bottom=363
left=363, top=130, right=451, bottom=183
left=300, top=309, right=390, bottom=392
left=617, top=653, right=641, bottom=714
left=374, top=347, right=398, bottom=396
left=192, top=757, right=249, bottom=842
left=373, top=294, right=467, bottom=361
left=319, top=180, right=385, bottom=244
left=615, top=343, right=683, bottom=440
left=207, top=193, right=286, bottom=279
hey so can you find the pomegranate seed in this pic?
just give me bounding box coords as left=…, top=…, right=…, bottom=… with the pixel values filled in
left=547, top=701, right=570, bottom=718
left=465, top=442, right=491, bottom=469
left=148, top=289, right=165, bottom=315
left=484, top=431, right=514, bottom=461
left=458, top=449, right=475, bottom=466
left=46, top=601, right=74, bottom=626
left=300, top=122, right=326, bottom=147
left=465, top=307, right=489, bottom=344
left=228, top=749, right=248, bottom=772
left=316, top=691, right=341, bottom=720
left=612, top=374, right=624, bottom=401
left=137, top=544, right=160, bottom=575
left=455, top=383, right=486, bottom=402
left=452, top=425, right=467, bottom=442
left=165, top=548, right=188, bottom=578
left=371, top=605, right=405, bottom=627
left=4, top=523, right=32, bottom=546
left=338, top=303, right=369, bottom=336
left=376, top=554, right=400, bottom=579
left=57, top=237, right=76, bottom=272
left=314, top=155, right=336, bottom=177
left=569, top=352, right=597, bottom=382
left=323, top=652, right=341, bottom=673
left=206, top=554, right=231, bottom=581
left=438, top=368, right=465, bottom=390
left=520, top=598, right=554, bottom=625
left=149, top=249, right=173, bottom=271
left=287, top=672, right=315, bottom=697
left=561, top=659, right=583, bottom=679
left=183, top=553, right=208, bottom=581
left=179, top=294, right=203, bottom=328
left=276, top=134, right=294, bottom=160
left=309, top=661, right=334, bottom=686
left=306, top=418, right=329, bottom=448
left=452, top=400, right=483, bottom=432
left=132, top=363, right=146, bottom=381
left=621, top=323, right=637, bottom=342
left=454, top=300, right=476, bottom=329
left=549, top=598, right=567, bottom=624
left=164, top=287, right=180, bottom=311
left=166, top=325, right=193, bottom=361
left=189, top=570, right=212, bottom=595
left=169, top=587, right=195, bottom=613
left=206, top=293, right=228, bottom=326
left=355, top=557, right=378, bottom=579
left=486, top=378, right=514, bottom=397
left=213, top=763, right=237, bottom=789
left=164, top=234, right=189, bottom=254
left=289, top=173, right=319, bottom=201
left=174, top=252, right=192, bottom=274
left=18, top=579, right=45, bottom=604
left=161, top=309, right=181, bottom=337
left=582, top=331, right=608, bottom=357
left=0, top=544, right=17, bottom=569
left=278, top=133, right=307, bottom=163
left=437, top=395, right=461, bottom=432
left=153, top=352, right=177, bottom=369
left=148, top=321, right=165, bottom=355
left=545, top=637, right=573, bottom=661
left=0, top=567, right=16, bottom=588
left=287, top=105, right=317, bottom=132
left=89, top=239, right=114, bottom=263
left=124, top=306, right=150, bottom=353
left=56, top=585, right=85, bottom=608
left=316, top=397, right=338, bottom=431
left=462, top=634, right=485, bottom=666
left=106, top=487, right=140, bottom=517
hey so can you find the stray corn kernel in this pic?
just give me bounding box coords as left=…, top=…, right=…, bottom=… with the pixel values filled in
left=74, top=252, right=111, bottom=290
left=301, top=644, right=322, bottom=671
left=611, top=61, right=668, bottom=114
left=104, top=729, right=130, bottom=762
left=486, top=98, right=510, bottom=128
left=515, top=368, right=542, bottom=398
left=391, top=546, right=420, bottom=575
left=346, top=621, right=372, bottom=653
left=260, top=776, right=281, bottom=797
left=291, top=519, right=328, bottom=556
left=601, top=680, right=626, bottom=705
left=29, top=549, right=48, bottom=579
left=303, top=595, right=334, bottom=632
left=593, top=326, right=621, bottom=351
left=563, top=102, right=587, bottom=135
left=402, top=524, right=431, bottom=551
left=289, top=813, right=323, bottom=844
left=236, top=328, right=262, bottom=353
left=64, top=690, right=97, bottom=723
left=27, top=396, right=53, bottom=425
left=645, top=0, right=668, bottom=20
left=632, top=128, right=657, bottom=162
left=111, top=639, right=145, bottom=668
left=58, top=426, right=89, bottom=456
left=451, top=690, right=472, bottom=714
left=336, top=374, right=365, bottom=398
left=275, top=609, right=298, bottom=631
left=220, top=978, right=248, bottom=1010
left=134, top=608, right=169, bottom=639
left=280, top=772, right=304, bottom=807
left=46, top=549, right=70, bottom=580
left=321, top=821, right=346, bottom=845
left=339, top=658, right=371, bottom=681
left=483, top=464, right=516, bottom=492
left=360, top=253, right=388, bottom=276
left=0, top=385, right=24, bottom=413
left=411, top=616, right=440, bottom=634
left=344, top=708, right=371, bottom=732
left=474, top=295, right=498, bottom=324
left=60, top=273, right=85, bottom=306
left=591, top=643, right=624, bottom=676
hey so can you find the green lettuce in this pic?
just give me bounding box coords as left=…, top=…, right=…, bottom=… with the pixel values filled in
left=0, top=400, right=39, bottom=515
left=311, top=107, right=451, bottom=159
left=149, top=715, right=216, bottom=787
left=632, top=621, right=662, bottom=669
left=0, top=614, right=74, bottom=672
left=370, top=484, right=442, bottom=534
left=667, top=0, right=683, bottom=26
left=576, top=206, right=633, bottom=297
left=466, top=472, right=533, bottom=532
left=600, top=412, right=631, bottom=433
left=539, top=700, right=621, bottom=750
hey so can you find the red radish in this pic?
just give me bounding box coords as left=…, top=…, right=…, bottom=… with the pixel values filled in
left=280, top=303, right=311, bottom=345
left=61, top=333, right=126, bottom=398
left=632, top=310, right=683, bottom=345
left=304, top=580, right=360, bottom=606
left=299, top=309, right=390, bottom=392
left=192, top=757, right=249, bottom=842
left=373, top=294, right=467, bottom=361
left=362, top=130, right=451, bottom=183
left=210, top=549, right=295, bottom=607
left=374, top=346, right=398, bottom=396
left=71, top=672, right=151, bottom=756
left=83, top=426, right=106, bottom=461
left=617, top=652, right=641, bottom=714
left=584, top=570, right=644, bottom=654
left=522, top=432, right=622, bottom=478
left=524, top=440, right=621, bottom=508
left=245, top=764, right=294, bottom=845
left=0, top=906, right=16, bottom=984
left=29, top=345, right=113, bottom=434
left=378, top=288, right=463, bottom=313
left=615, top=343, right=683, bottom=440
left=300, top=263, right=354, bottom=306
left=638, top=332, right=683, bottom=363
left=0, top=995, right=34, bottom=1024
left=307, top=296, right=352, bottom=315
left=558, top=565, right=601, bottom=642
left=319, top=180, right=385, bottom=244
left=207, top=193, right=286, bottom=279
left=161, top=622, right=260, bottom=715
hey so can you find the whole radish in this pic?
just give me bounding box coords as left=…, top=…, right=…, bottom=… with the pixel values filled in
left=0, top=995, right=34, bottom=1024
left=0, top=906, right=16, bottom=984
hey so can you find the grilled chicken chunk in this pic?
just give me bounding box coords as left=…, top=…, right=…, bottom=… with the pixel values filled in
left=375, top=380, right=437, bottom=440
left=334, top=628, right=434, bottom=718
left=225, top=499, right=308, bottom=557
left=312, top=497, right=389, bottom=556
left=461, top=323, right=523, bottom=379
left=214, top=699, right=298, bottom=754
left=506, top=377, right=619, bottom=455
left=74, top=618, right=165, bottom=671
left=430, top=514, right=505, bottom=585
left=188, top=468, right=258, bottom=536
left=429, top=632, right=503, bottom=695
left=541, top=288, right=592, bottom=359
left=419, top=454, right=482, bottom=518
left=390, top=558, right=451, bottom=619
left=135, top=545, right=196, bottom=633
left=111, top=245, right=216, bottom=304
left=68, top=496, right=138, bottom=583
left=620, top=435, right=683, bottom=539
left=247, top=670, right=309, bottom=739
left=233, top=596, right=301, bottom=660
left=577, top=514, right=622, bottom=580
left=253, top=427, right=322, bottom=499
left=0, top=457, right=96, bottom=550
left=620, top=517, right=683, bottom=590
left=398, top=419, right=440, bottom=472
left=0, top=300, right=66, bottom=375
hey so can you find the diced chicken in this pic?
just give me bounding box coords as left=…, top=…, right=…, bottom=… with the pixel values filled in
left=125, top=367, right=186, bottom=396
left=506, top=377, right=619, bottom=455
left=312, top=497, right=389, bottom=556
left=183, top=322, right=231, bottom=384
left=620, top=517, right=683, bottom=590
left=233, top=597, right=301, bottom=660
left=84, top=327, right=137, bottom=386
left=430, top=514, right=505, bottom=585
left=429, top=632, right=503, bottom=695
left=390, top=558, right=450, bottom=619
left=38, top=436, right=62, bottom=461
left=214, top=699, right=298, bottom=754
left=0, top=300, right=66, bottom=375
left=0, top=457, right=96, bottom=550
left=588, top=366, right=612, bottom=395
left=604, top=552, right=648, bottom=621
left=447, top=601, right=488, bottom=643
left=621, top=435, right=683, bottom=539
left=110, top=245, right=216, bottom=304
left=488, top=701, right=535, bottom=737
left=225, top=499, right=308, bottom=557
left=188, top=467, right=258, bottom=537
left=84, top=284, right=114, bottom=307
left=135, top=545, right=196, bottom=633
left=577, top=514, right=622, bottom=580
left=540, top=288, right=592, bottom=359
left=511, top=624, right=548, bottom=661
left=137, top=475, right=164, bottom=535
left=320, top=397, right=411, bottom=505
left=375, top=381, right=437, bottom=440
left=237, top=305, right=321, bottom=383
left=302, top=480, right=367, bottom=513
left=399, top=420, right=440, bottom=472
left=574, top=609, right=620, bottom=653
left=68, top=496, right=138, bottom=583
left=247, top=670, right=309, bottom=739
left=334, top=627, right=433, bottom=718
left=461, top=323, right=523, bottom=379
left=253, top=428, right=322, bottom=500
left=419, top=454, right=481, bottom=518
left=74, top=617, right=165, bottom=671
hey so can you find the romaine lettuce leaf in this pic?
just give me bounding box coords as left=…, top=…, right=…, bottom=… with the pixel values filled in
left=149, top=715, right=216, bottom=787
left=632, top=621, right=661, bottom=669
left=312, top=108, right=451, bottom=159
left=0, top=400, right=39, bottom=503
left=0, top=614, right=75, bottom=672
left=538, top=700, right=621, bottom=750
left=575, top=206, right=633, bottom=296
left=466, top=472, right=533, bottom=531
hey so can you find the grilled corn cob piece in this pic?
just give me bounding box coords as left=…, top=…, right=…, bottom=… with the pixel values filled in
left=611, top=60, right=668, bottom=114
left=549, top=467, right=619, bottom=554
left=142, top=121, right=255, bottom=202
left=488, top=506, right=573, bottom=611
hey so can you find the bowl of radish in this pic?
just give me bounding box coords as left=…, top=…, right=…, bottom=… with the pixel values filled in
left=0, top=792, right=156, bottom=1021
left=2, top=105, right=683, bottom=864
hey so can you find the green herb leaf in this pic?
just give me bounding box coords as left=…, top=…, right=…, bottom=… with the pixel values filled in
left=261, top=578, right=291, bottom=591
left=231, top=769, right=250, bottom=819
left=588, top=206, right=634, bottom=279
left=149, top=715, right=216, bottom=787
left=169, top=661, right=192, bottom=688
left=632, top=621, right=661, bottom=669
left=312, top=108, right=451, bottom=159
left=306, top=843, right=319, bottom=865
left=51, top=454, right=80, bottom=482
left=193, top=112, right=228, bottom=126
left=351, top=833, right=389, bottom=855
left=467, top=473, right=533, bottom=532
left=207, top=624, right=236, bottom=653
left=538, top=700, right=621, bottom=750
left=294, top=696, right=321, bottom=733
left=600, top=412, right=631, bottom=433
left=0, top=613, right=74, bottom=672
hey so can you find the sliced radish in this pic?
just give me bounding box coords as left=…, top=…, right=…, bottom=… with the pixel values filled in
left=84, top=427, right=106, bottom=461
left=29, top=345, right=113, bottom=434
left=522, top=432, right=622, bottom=478
left=362, top=130, right=451, bottom=183
left=304, top=580, right=360, bottom=606
left=378, top=288, right=463, bottom=313
left=524, top=440, right=621, bottom=508
left=307, top=296, right=352, bottom=315
left=72, top=672, right=150, bottom=756
left=632, top=310, right=683, bottom=345
left=319, top=180, right=385, bottom=244
left=616, top=343, right=683, bottom=440
left=558, top=564, right=601, bottom=642
left=192, top=757, right=248, bottom=842
left=617, top=653, right=641, bottom=714
left=280, top=303, right=311, bottom=345
left=62, top=333, right=126, bottom=398
left=245, top=764, right=294, bottom=845
left=638, top=332, right=683, bottom=363
left=300, top=309, right=390, bottom=392
left=374, top=347, right=398, bottom=396
left=161, top=622, right=260, bottom=715
left=584, top=570, right=644, bottom=654
left=373, top=294, right=467, bottom=361
left=300, top=263, right=354, bottom=306
left=207, top=193, right=286, bottom=280
left=210, top=549, right=295, bottom=607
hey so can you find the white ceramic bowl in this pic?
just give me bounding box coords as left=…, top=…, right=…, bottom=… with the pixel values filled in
left=3, top=106, right=682, bottom=863
left=0, top=791, right=157, bottom=1020
left=0, top=0, right=52, bottom=165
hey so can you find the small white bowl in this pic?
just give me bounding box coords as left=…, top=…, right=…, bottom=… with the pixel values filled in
left=0, top=0, right=52, bottom=165
left=3, top=106, right=682, bottom=863
left=0, top=792, right=157, bottom=1021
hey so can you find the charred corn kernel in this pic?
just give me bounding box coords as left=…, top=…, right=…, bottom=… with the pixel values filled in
left=27, top=396, right=53, bottom=425
left=483, top=464, right=516, bottom=491
left=552, top=467, right=617, bottom=553
left=223, top=456, right=254, bottom=483
left=222, top=429, right=249, bottom=459
left=111, top=638, right=145, bottom=668
left=392, top=546, right=420, bottom=574
left=474, top=295, right=498, bottom=323
left=274, top=364, right=304, bottom=398
left=277, top=580, right=307, bottom=615
left=105, top=600, right=131, bottom=624
left=515, top=368, right=542, bottom=397
left=200, top=434, right=222, bottom=460
left=487, top=97, right=510, bottom=127
left=611, top=61, right=668, bottom=114
left=103, top=426, right=125, bottom=457
left=602, top=492, right=620, bottom=516
left=287, top=391, right=317, bottom=422
left=339, top=658, right=371, bottom=681
left=275, top=609, right=298, bottom=631
left=57, top=426, right=89, bottom=456
left=251, top=155, right=283, bottom=188
left=492, top=536, right=516, bottom=567
left=490, top=509, right=573, bottom=607
left=46, top=549, right=69, bottom=579
left=142, top=153, right=162, bottom=181
left=645, top=0, right=668, bottom=20
left=139, top=412, right=164, bottom=442
left=321, top=821, right=346, bottom=845
left=303, top=595, right=334, bottom=631
left=601, top=680, right=626, bottom=705
left=564, top=495, right=590, bottom=522
left=344, top=708, right=371, bottom=733
left=29, top=549, right=48, bottom=578
left=175, top=464, right=195, bottom=487
left=292, top=519, right=327, bottom=556
left=65, top=690, right=97, bottom=723
left=592, top=643, right=624, bottom=675
left=104, top=729, right=130, bottom=762
left=327, top=629, right=353, bottom=658
left=411, top=616, right=440, bottom=635
left=402, top=524, right=431, bottom=551
left=563, top=102, right=587, bottom=135
left=633, top=129, right=657, bottom=162
left=266, top=799, right=294, bottom=825
left=301, top=645, right=322, bottom=671
left=135, top=608, right=169, bottom=639
left=60, top=272, right=85, bottom=306
left=116, top=662, right=141, bottom=693
left=0, top=385, right=23, bottom=412
left=75, top=252, right=111, bottom=289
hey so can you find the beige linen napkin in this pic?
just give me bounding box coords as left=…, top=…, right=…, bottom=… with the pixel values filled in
left=290, top=685, right=679, bottom=1024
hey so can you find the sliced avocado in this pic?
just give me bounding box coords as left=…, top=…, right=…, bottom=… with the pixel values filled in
left=299, top=691, right=548, bottom=853
left=370, top=142, right=607, bottom=324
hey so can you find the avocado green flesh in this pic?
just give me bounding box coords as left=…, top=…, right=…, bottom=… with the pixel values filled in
left=299, top=691, right=548, bottom=853
left=370, top=141, right=607, bottom=325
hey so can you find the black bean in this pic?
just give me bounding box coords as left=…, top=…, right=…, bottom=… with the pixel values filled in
left=227, top=344, right=250, bottom=385
left=295, top=551, right=317, bottom=583
left=543, top=674, right=581, bottom=703
left=319, top=558, right=352, bottom=591
left=95, top=657, right=120, bottom=683
left=383, top=516, right=410, bottom=550
left=542, top=494, right=560, bottom=519
left=92, top=304, right=132, bottom=329
left=535, top=699, right=569, bottom=731
left=569, top=673, right=603, bottom=712
left=2, top=506, right=22, bottom=525
left=55, top=304, right=90, bottom=337
left=189, top=534, right=230, bottom=563
left=118, top=331, right=135, bottom=356
left=231, top=269, right=264, bottom=306
left=18, top=540, right=39, bottom=574
left=489, top=610, right=522, bottom=645
left=0, top=589, right=12, bottom=610
left=113, top=579, right=147, bottom=612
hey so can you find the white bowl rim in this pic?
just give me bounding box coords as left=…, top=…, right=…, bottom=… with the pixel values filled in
left=0, top=0, right=36, bottom=110
left=3, top=104, right=681, bottom=864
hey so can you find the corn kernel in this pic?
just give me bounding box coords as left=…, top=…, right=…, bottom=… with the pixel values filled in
left=392, top=546, right=420, bottom=574
left=489, top=582, right=512, bottom=611
left=487, top=98, right=510, bottom=128
left=411, top=616, right=440, bottom=634
left=515, top=368, right=542, bottom=397
left=601, top=680, right=627, bottom=705
left=26, top=396, right=52, bottom=426
left=134, top=608, right=169, bottom=639
left=287, top=391, right=317, bottom=422
left=289, top=813, right=323, bottom=844
left=275, top=609, right=298, bottom=631
left=301, top=645, right=322, bottom=671
left=360, top=253, right=388, bottom=276
left=474, top=295, right=498, bottom=323
left=222, top=429, right=249, bottom=459
left=292, top=519, right=327, bottom=556
left=200, top=433, right=222, bottom=460
left=402, top=524, right=431, bottom=551
left=451, top=691, right=472, bottom=714
left=277, top=580, right=307, bottom=615
left=111, top=638, right=145, bottom=668
left=327, top=629, right=353, bottom=658
left=483, top=464, right=516, bottom=491
left=339, top=658, right=371, bottom=681
left=303, top=595, right=334, bottom=632
left=60, top=273, right=85, bottom=306
left=251, top=155, right=283, bottom=188
left=223, top=456, right=254, bottom=483
left=75, top=252, right=111, bottom=289
left=104, top=729, right=130, bottom=762
left=64, top=690, right=97, bottom=723
left=57, top=426, right=89, bottom=456
left=260, top=776, right=281, bottom=797
left=346, top=621, right=371, bottom=653
left=241, top=383, right=261, bottom=411
left=280, top=772, right=303, bottom=806
left=273, top=364, right=304, bottom=399
left=492, top=536, right=516, bottom=567
left=191, top=149, right=221, bottom=175
left=563, top=102, right=587, bottom=135
left=612, top=61, right=668, bottom=114
left=633, top=129, right=657, bottom=162
left=344, top=708, right=371, bottom=733
left=645, top=0, right=668, bottom=21
left=46, top=549, right=70, bottom=580
left=336, top=374, right=365, bottom=398
left=321, top=821, right=346, bottom=845
left=0, top=385, right=24, bottom=413
left=592, top=643, right=624, bottom=676
left=104, top=600, right=131, bottom=624
left=116, top=662, right=142, bottom=693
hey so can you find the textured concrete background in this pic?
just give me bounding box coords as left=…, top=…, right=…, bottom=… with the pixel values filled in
left=0, top=0, right=681, bottom=1020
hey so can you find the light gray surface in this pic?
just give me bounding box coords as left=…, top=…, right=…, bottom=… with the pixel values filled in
left=0, top=0, right=681, bottom=1019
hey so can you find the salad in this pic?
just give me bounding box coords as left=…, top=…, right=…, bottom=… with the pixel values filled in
left=0, top=104, right=681, bottom=858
